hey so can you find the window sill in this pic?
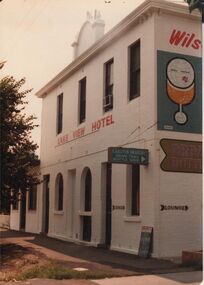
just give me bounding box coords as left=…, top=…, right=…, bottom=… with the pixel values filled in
left=124, top=216, right=142, bottom=223
left=79, top=211, right=92, bottom=216
left=54, top=210, right=64, bottom=215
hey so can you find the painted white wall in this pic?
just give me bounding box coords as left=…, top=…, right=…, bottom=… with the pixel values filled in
left=10, top=209, right=20, bottom=231
left=154, top=11, right=202, bottom=257
left=25, top=189, right=41, bottom=234
left=0, top=215, right=10, bottom=229
left=34, top=1, right=202, bottom=258
left=39, top=9, right=157, bottom=250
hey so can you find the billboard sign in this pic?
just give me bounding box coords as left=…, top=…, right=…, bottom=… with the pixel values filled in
left=157, top=50, right=202, bottom=133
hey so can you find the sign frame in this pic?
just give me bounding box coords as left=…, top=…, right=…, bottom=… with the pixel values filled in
left=160, top=138, right=202, bottom=174
left=108, top=147, right=149, bottom=165
left=138, top=226, right=153, bottom=258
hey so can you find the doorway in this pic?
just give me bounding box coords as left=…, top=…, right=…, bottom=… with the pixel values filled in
left=20, top=191, right=26, bottom=230
left=81, top=168, right=92, bottom=242
left=105, top=163, right=112, bottom=247
left=42, top=175, right=50, bottom=234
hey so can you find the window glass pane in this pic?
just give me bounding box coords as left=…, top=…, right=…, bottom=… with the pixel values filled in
left=56, top=173, right=63, bottom=211
left=85, top=169, right=92, bottom=211
left=104, top=59, right=114, bottom=112
left=79, top=77, right=86, bottom=123
left=57, top=94, right=63, bottom=134
left=129, top=41, right=140, bottom=100
left=58, top=175, right=63, bottom=211
left=110, top=63, right=113, bottom=85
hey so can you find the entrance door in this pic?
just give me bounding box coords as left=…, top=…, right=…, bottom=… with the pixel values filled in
left=82, top=169, right=92, bottom=242
left=105, top=163, right=112, bottom=247
left=42, top=175, right=50, bottom=234
left=20, top=191, right=26, bottom=230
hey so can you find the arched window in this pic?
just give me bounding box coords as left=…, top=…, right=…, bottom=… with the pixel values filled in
left=55, top=173, right=63, bottom=211
left=85, top=169, right=92, bottom=211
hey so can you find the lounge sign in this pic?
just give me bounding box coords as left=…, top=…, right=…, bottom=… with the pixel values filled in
left=108, top=147, right=149, bottom=165
left=160, top=204, right=188, bottom=211
left=160, top=139, right=202, bottom=173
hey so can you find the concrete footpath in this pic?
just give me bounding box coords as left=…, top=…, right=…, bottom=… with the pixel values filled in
left=94, top=271, right=203, bottom=285
left=0, top=229, right=202, bottom=284
left=0, top=271, right=202, bottom=285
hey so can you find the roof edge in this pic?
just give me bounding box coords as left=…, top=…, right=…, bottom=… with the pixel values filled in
left=36, top=0, right=200, bottom=98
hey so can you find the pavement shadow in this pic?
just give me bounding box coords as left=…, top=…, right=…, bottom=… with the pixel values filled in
left=154, top=271, right=203, bottom=284
left=0, top=228, right=34, bottom=239
left=27, top=232, right=182, bottom=274
left=0, top=229, right=195, bottom=276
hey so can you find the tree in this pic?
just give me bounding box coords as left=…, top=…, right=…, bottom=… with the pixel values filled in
left=0, top=76, right=39, bottom=213
left=184, top=0, right=204, bottom=21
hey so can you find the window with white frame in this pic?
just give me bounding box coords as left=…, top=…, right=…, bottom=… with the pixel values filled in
left=104, top=58, right=114, bottom=112
left=56, top=93, right=63, bottom=134
left=129, top=40, right=140, bottom=100
left=79, top=77, right=86, bottom=124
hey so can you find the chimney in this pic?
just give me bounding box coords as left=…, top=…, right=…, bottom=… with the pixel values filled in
left=71, top=10, right=105, bottom=60
left=92, top=10, right=105, bottom=42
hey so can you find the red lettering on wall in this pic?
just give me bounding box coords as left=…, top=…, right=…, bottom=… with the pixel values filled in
left=192, top=39, right=201, bottom=49
left=73, top=127, right=85, bottom=139
left=92, top=115, right=114, bottom=132
left=169, top=29, right=186, bottom=45
left=169, top=29, right=201, bottom=50
left=57, top=116, right=115, bottom=146
left=92, top=122, right=97, bottom=132
left=58, top=134, right=69, bottom=145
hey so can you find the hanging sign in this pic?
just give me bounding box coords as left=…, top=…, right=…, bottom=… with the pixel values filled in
left=160, top=139, right=202, bottom=173
left=157, top=50, right=202, bottom=134
left=108, top=147, right=149, bottom=165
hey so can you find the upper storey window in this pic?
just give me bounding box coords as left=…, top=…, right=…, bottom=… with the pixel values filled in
left=79, top=77, right=86, bottom=124
left=129, top=40, right=140, bottom=100
left=56, top=93, right=63, bottom=134
left=104, top=58, right=114, bottom=112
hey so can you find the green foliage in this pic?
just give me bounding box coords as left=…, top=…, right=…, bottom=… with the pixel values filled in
left=19, top=265, right=117, bottom=281
left=184, top=0, right=204, bottom=13
left=0, top=76, right=39, bottom=213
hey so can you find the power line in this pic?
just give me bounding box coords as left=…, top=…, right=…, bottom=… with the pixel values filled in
left=2, top=0, right=50, bottom=58
left=2, top=1, right=41, bottom=56
left=22, top=0, right=50, bottom=34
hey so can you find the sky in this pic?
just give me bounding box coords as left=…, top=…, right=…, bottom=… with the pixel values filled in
left=0, top=0, right=185, bottom=154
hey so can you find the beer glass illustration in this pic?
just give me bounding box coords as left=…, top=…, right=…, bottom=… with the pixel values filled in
left=166, top=58, right=195, bottom=124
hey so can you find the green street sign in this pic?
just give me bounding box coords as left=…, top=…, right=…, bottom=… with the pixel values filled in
left=108, top=147, right=149, bottom=165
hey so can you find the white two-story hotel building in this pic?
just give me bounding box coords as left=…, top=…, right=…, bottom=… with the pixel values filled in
left=10, top=0, right=202, bottom=259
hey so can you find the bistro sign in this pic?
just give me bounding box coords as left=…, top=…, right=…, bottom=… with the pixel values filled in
left=160, top=139, right=202, bottom=173
left=108, top=147, right=149, bottom=165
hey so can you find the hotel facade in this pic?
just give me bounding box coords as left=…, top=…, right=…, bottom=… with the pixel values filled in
left=10, top=0, right=202, bottom=258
